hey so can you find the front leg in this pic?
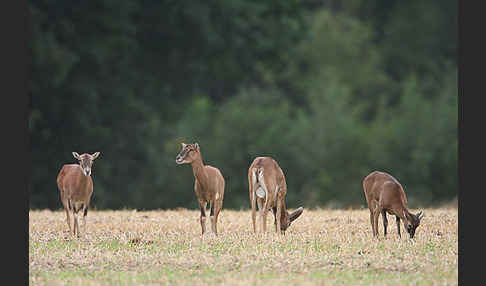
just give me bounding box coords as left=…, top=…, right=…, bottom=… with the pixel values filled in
left=261, top=194, right=271, bottom=234
left=199, top=201, right=207, bottom=235
left=396, top=216, right=401, bottom=238
left=73, top=210, right=79, bottom=237
left=272, top=207, right=277, bottom=232
left=82, top=204, right=88, bottom=237
left=262, top=208, right=268, bottom=233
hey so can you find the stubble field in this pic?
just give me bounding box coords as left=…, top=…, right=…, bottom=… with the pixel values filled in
left=29, top=207, right=457, bottom=285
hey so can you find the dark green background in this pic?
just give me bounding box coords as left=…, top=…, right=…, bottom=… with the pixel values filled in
left=30, top=0, right=457, bottom=210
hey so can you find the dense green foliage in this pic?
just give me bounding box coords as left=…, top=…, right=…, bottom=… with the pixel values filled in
left=30, top=0, right=457, bottom=210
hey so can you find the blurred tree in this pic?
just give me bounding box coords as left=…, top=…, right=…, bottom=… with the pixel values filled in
left=366, top=67, right=457, bottom=206
left=29, top=0, right=309, bottom=209
left=282, top=10, right=391, bottom=122
left=29, top=0, right=457, bottom=210
left=30, top=0, right=144, bottom=209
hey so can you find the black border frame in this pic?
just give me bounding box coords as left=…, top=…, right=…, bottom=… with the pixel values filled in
left=1, top=0, right=30, bottom=284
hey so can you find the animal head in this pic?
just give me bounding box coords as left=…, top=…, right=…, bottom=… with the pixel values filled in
left=405, top=210, right=424, bottom=239
left=280, top=207, right=304, bottom=232
left=176, top=143, right=200, bottom=165
left=72, top=152, right=100, bottom=176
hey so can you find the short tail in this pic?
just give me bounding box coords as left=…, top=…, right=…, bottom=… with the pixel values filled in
left=251, top=167, right=264, bottom=185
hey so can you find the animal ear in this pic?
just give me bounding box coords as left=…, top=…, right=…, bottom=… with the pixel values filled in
left=289, top=207, right=304, bottom=223
left=72, top=152, right=80, bottom=160
left=417, top=211, right=424, bottom=220
left=194, top=143, right=199, bottom=150
left=92, top=152, right=100, bottom=160
left=181, top=143, right=187, bottom=148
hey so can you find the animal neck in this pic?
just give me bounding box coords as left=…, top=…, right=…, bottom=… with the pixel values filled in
left=278, top=197, right=290, bottom=223
left=77, top=165, right=90, bottom=186
left=191, top=156, right=208, bottom=189
left=281, top=202, right=288, bottom=218
left=402, top=208, right=413, bottom=224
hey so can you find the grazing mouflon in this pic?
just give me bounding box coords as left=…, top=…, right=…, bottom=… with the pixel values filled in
left=248, top=156, right=303, bottom=234
left=363, top=170, right=424, bottom=238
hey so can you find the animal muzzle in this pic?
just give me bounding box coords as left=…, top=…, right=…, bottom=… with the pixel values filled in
left=83, top=168, right=91, bottom=176
left=409, top=229, right=416, bottom=239
left=175, top=155, right=184, bottom=164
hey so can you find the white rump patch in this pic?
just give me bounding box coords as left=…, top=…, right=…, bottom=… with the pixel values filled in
left=256, top=187, right=266, bottom=198
left=252, top=167, right=267, bottom=198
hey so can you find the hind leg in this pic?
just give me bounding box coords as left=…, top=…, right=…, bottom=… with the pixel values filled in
left=249, top=171, right=257, bottom=234
left=63, top=199, right=71, bottom=234
left=257, top=198, right=265, bottom=233
left=368, top=205, right=375, bottom=237
left=199, top=201, right=207, bottom=235
left=382, top=210, right=388, bottom=237
left=214, top=200, right=223, bottom=235
left=209, top=201, right=217, bottom=234
left=251, top=192, right=257, bottom=233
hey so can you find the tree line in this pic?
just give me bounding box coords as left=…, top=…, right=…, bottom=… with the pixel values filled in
left=30, top=0, right=457, bottom=210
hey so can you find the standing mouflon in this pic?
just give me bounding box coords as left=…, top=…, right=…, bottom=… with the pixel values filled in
left=57, top=152, right=100, bottom=237
left=176, top=143, right=225, bottom=235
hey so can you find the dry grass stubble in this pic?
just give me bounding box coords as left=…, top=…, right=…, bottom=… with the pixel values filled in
left=29, top=208, right=457, bottom=285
